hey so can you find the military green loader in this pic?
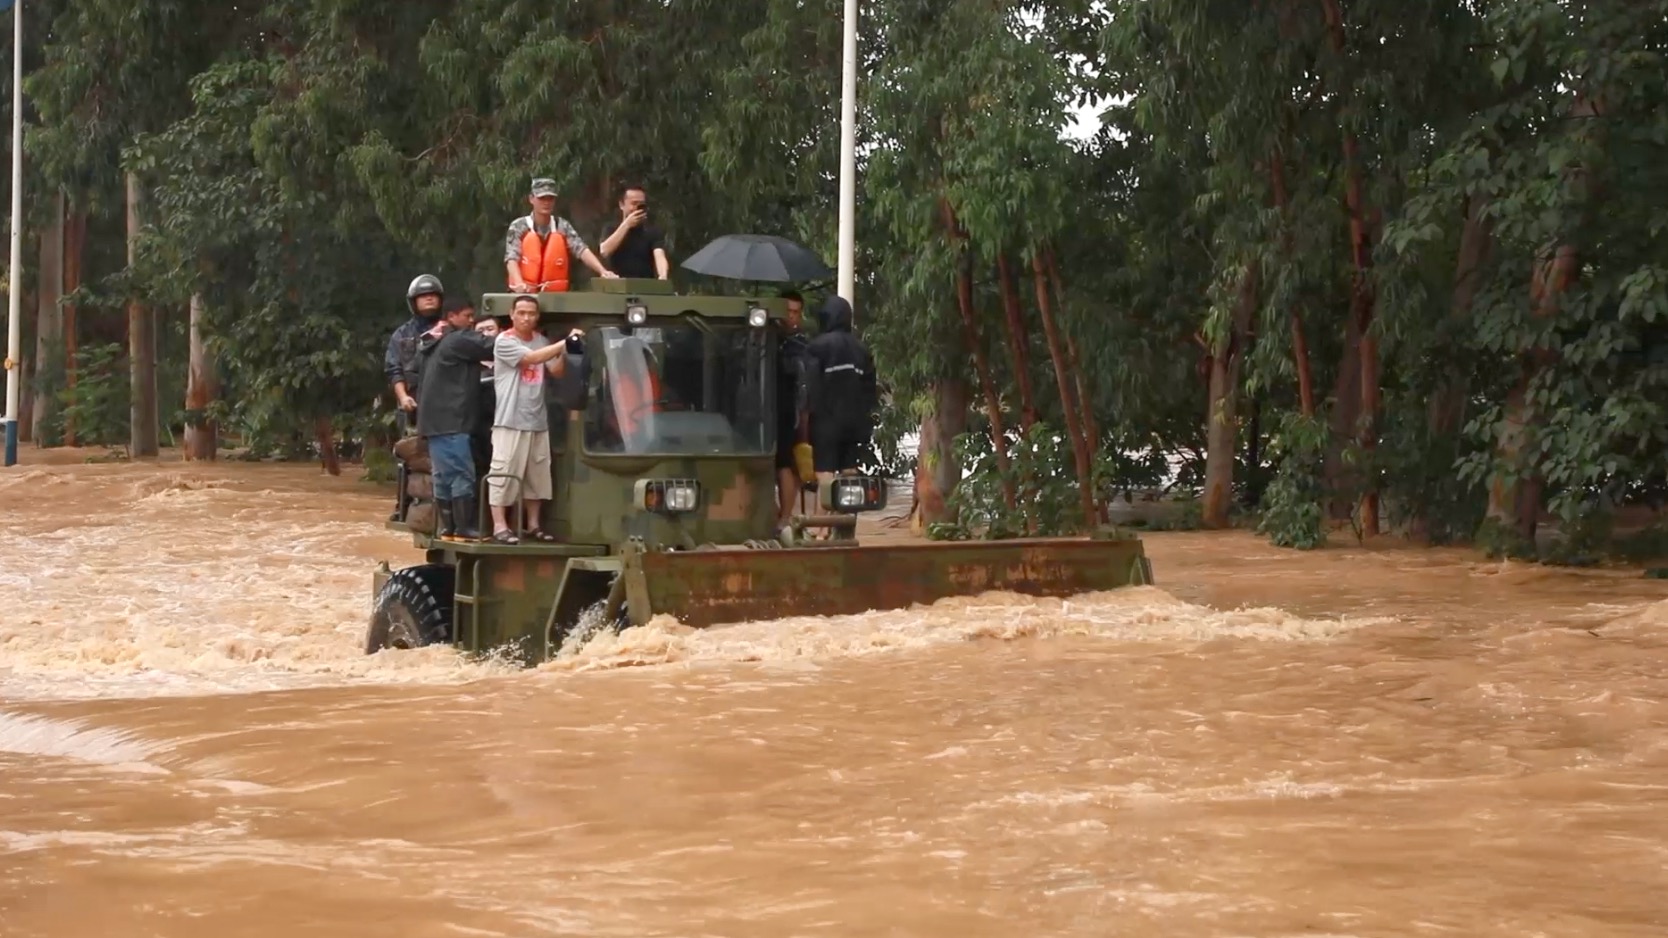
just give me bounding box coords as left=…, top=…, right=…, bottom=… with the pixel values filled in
left=367, top=275, right=1154, bottom=662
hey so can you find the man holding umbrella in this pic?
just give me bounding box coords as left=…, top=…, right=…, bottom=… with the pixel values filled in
left=680, top=236, right=875, bottom=515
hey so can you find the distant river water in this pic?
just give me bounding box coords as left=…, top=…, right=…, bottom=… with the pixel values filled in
left=1, top=451, right=1665, bottom=936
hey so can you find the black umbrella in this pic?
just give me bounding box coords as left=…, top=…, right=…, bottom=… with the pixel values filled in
left=680, top=234, right=834, bottom=283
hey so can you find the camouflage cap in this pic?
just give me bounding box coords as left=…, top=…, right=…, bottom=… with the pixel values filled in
left=530, top=177, right=558, bottom=198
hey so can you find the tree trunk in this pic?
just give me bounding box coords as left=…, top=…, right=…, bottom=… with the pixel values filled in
left=956, top=250, right=1015, bottom=506
left=126, top=173, right=159, bottom=457
left=1031, top=252, right=1095, bottom=527
left=17, top=283, right=32, bottom=444
left=1321, top=0, right=1381, bottom=535
left=1488, top=244, right=1579, bottom=541
left=911, top=378, right=968, bottom=534
left=1292, top=314, right=1315, bottom=418
left=942, top=201, right=1015, bottom=507
left=1428, top=196, right=1494, bottom=447
left=1410, top=199, right=1493, bottom=544
left=184, top=292, right=219, bottom=460
left=1325, top=310, right=1361, bottom=518
left=1045, top=249, right=1099, bottom=452
left=62, top=203, right=85, bottom=447
left=1202, top=263, right=1260, bottom=528
left=1357, top=288, right=1381, bottom=535
left=999, top=252, right=1043, bottom=533
left=1486, top=94, right=1599, bottom=543
left=1246, top=394, right=1268, bottom=507
left=17, top=363, right=30, bottom=444
left=30, top=192, right=66, bottom=445
left=1064, top=328, right=1096, bottom=443
left=316, top=415, right=341, bottom=476
left=1203, top=347, right=1235, bottom=528
left=1487, top=374, right=1532, bottom=534
left=995, top=253, right=1038, bottom=434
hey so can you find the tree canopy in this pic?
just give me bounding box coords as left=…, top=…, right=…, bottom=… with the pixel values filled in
left=8, top=0, right=1667, bottom=563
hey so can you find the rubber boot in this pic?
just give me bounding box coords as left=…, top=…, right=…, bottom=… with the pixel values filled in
left=435, top=497, right=455, bottom=539
left=451, top=495, right=482, bottom=540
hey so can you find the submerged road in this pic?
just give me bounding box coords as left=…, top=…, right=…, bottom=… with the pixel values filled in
left=1, top=452, right=1665, bottom=936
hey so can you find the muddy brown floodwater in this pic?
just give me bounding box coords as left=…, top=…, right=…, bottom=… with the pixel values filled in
left=2, top=451, right=1667, bottom=937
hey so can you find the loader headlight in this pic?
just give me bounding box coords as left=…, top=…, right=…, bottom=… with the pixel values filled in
left=626, top=303, right=648, bottom=325
left=747, top=306, right=768, bottom=328
left=821, top=476, right=887, bottom=514
left=635, top=478, right=700, bottom=514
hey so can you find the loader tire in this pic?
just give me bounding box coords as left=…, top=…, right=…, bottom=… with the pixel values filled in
left=366, top=563, right=454, bottom=653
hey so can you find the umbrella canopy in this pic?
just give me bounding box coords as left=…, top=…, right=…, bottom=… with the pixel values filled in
left=680, top=234, right=834, bottom=283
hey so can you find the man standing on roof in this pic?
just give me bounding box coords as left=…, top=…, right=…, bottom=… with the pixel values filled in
left=799, top=295, right=879, bottom=488
left=505, top=177, right=619, bottom=292
left=598, top=184, right=670, bottom=279
left=383, top=273, right=446, bottom=521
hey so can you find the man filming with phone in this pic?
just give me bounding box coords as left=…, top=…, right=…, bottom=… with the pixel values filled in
left=598, top=184, right=670, bottom=280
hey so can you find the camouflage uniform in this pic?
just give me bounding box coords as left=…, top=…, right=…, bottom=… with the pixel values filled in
left=504, top=215, right=591, bottom=272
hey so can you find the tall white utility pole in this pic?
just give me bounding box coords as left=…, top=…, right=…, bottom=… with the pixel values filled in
left=836, top=0, right=858, bottom=309
left=3, top=0, right=21, bottom=467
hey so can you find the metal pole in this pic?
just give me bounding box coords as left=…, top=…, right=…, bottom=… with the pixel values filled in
left=836, top=0, right=857, bottom=309
left=3, top=0, right=21, bottom=467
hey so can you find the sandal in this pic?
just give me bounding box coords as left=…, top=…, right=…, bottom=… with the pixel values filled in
left=521, top=528, right=558, bottom=543
left=492, top=529, right=520, bottom=545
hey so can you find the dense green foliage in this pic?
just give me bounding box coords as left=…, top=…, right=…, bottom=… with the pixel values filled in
left=6, top=0, right=1666, bottom=561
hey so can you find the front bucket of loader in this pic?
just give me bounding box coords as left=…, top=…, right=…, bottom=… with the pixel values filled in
left=624, top=533, right=1154, bottom=628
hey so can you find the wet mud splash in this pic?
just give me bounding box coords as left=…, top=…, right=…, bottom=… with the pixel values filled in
left=0, top=456, right=1385, bottom=699
left=1, top=460, right=508, bottom=698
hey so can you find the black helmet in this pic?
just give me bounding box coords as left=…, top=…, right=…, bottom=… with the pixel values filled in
left=406, top=273, right=444, bottom=315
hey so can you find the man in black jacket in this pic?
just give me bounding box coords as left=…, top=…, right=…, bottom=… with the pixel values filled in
left=799, top=295, right=878, bottom=488
left=416, top=298, right=499, bottom=539
left=775, top=291, right=812, bottom=525
left=386, top=274, right=445, bottom=418
left=383, top=273, right=445, bottom=521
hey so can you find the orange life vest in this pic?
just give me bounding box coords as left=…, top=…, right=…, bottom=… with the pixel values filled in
left=515, top=216, right=570, bottom=292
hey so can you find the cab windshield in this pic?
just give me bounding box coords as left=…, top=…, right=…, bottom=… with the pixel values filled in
left=583, top=322, right=775, bottom=456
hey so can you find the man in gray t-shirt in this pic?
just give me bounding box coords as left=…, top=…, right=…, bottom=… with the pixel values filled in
left=485, top=295, right=583, bottom=545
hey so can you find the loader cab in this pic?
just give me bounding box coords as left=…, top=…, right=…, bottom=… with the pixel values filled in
left=581, top=319, right=774, bottom=459
left=471, top=279, right=794, bottom=550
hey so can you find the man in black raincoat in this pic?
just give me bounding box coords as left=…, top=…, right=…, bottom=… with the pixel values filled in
left=798, top=294, right=878, bottom=487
